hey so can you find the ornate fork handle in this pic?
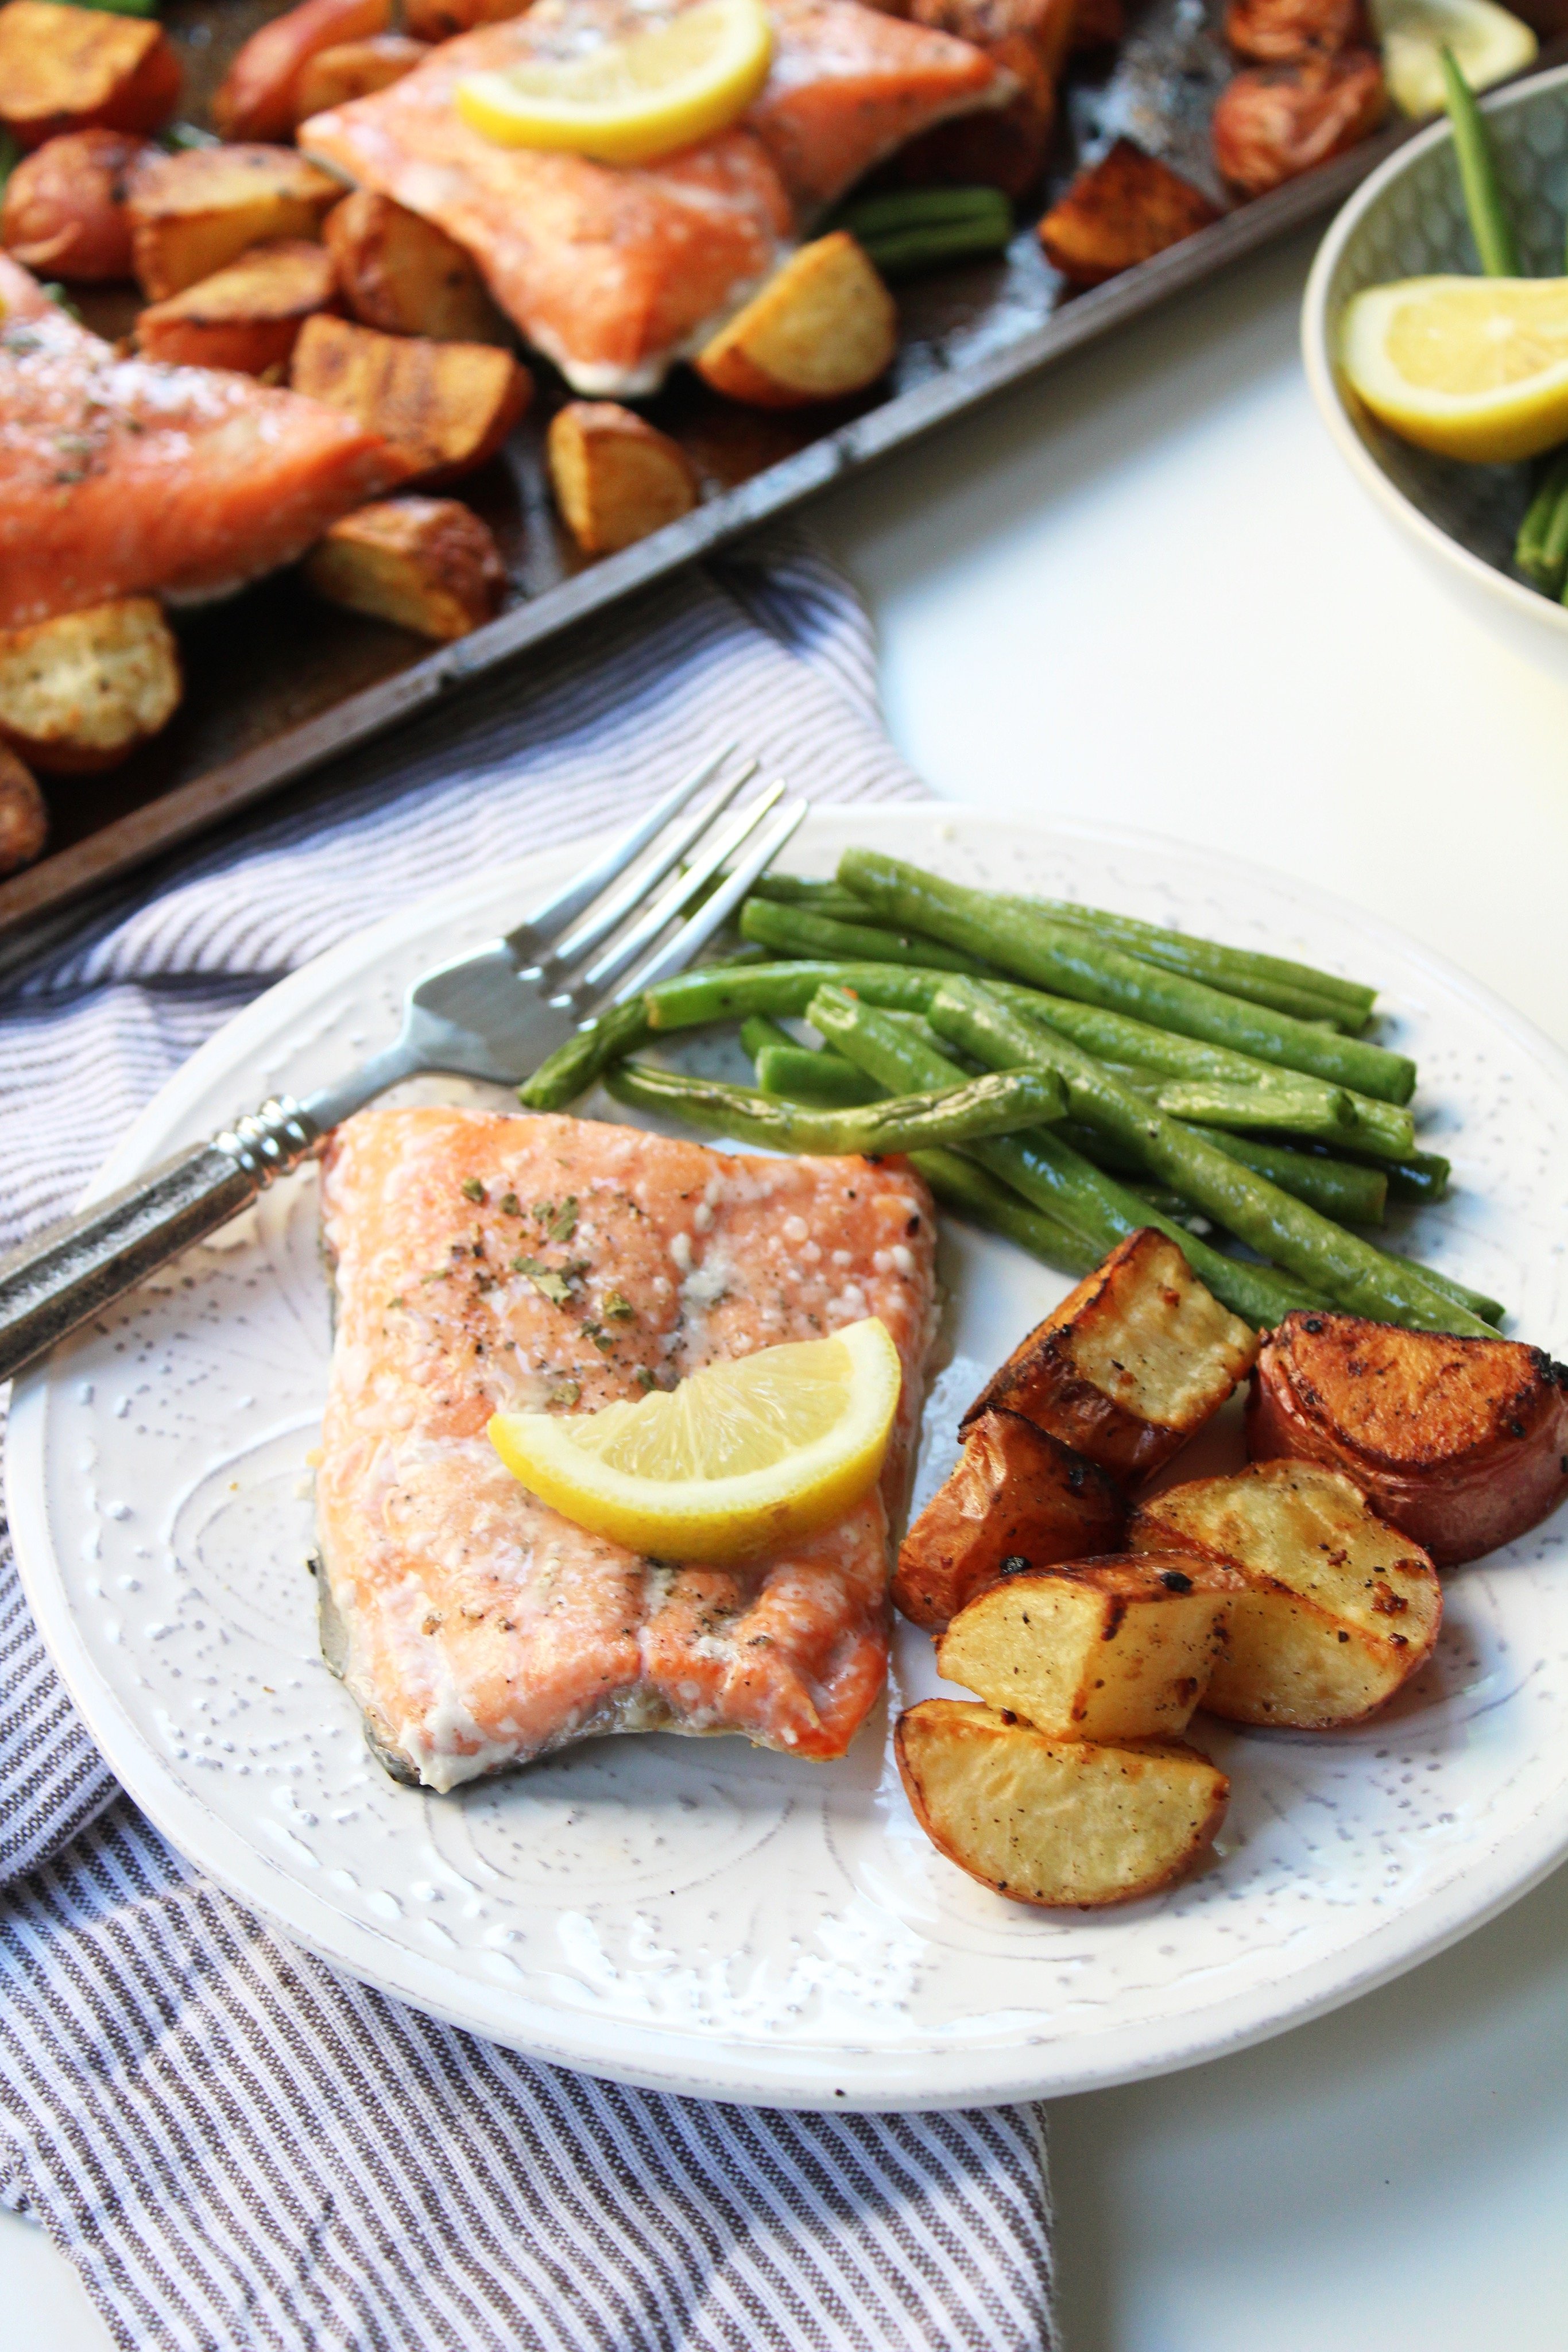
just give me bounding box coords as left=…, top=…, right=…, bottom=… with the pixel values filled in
left=0, top=1098, right=319, bottom=1386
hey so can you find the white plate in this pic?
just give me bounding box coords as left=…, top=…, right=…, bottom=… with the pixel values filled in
left=9, top=807, right=1568, bottom=2111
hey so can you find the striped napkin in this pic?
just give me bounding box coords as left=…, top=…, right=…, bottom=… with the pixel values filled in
left=0, top=536, right=1058, bottom=2352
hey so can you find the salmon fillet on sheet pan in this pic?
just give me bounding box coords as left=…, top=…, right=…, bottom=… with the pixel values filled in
left=316, top=1108, right=939, bottom=1792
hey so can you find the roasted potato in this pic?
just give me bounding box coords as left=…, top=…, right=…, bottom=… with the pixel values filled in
left=403, top=0, right=526, bottom=44
left=896, top=1700, right=1229, bottom=1908
left=695, top=234, right=897, bottom=410
left=291, top=314, right=530, bottom=484
left=127, top=145, right=343, bottom=303
left=962, top=1228, right=1258, bottom=1481
left=1226, top=0, right=1370, bottom=61
left=303, top=496, right=505, bottom=639
left=910, top=0, right=1078, bottom=78
left=1248, top=1310, right=1568, bottom=1567
left=0, top=744, right=48, bottom=876
left=0, top=2, right=180, bottom=152
left=294, top=33, right=430, bottom=122
left=0, top=598, right=181, bottom=775
left=894, top=1407, right=1126, bottom=1630
left=214, top=0, right=390, bottom=142
left=1071, top=0, right=1125, bottom=48
left=1, top=127, right=147, bottom=281
left=1130, top=1459, right=1442, bottom=1728
left=1211, top=51, right=1387, bottom=195
left=937, top=1553, right=1244, bottom=1739
left=323, top=191, right=504, bottom=342
left=547, top=401, right=699, bottom=557
left=136, top=239, right=338, bottom=374
left=1039, top=140, right=1222, bottom=287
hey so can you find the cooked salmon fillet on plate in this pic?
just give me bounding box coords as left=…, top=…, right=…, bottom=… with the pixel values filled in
left=316, top=1108, right=939, bottom=1791
left=0, top=254, right=406, bottom=628
left=299, top=0, right=1011, bottom=392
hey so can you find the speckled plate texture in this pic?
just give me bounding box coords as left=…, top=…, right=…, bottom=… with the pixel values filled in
left=1304, top=60, right=1568, bottom=662
left=9, top=808, right=1568, bottom=2111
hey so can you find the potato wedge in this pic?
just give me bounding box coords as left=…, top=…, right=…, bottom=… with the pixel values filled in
left=962, top=1228, right=1258, bottom=1481
left=897, top=1700, right=1229, bottom=1908
left=1248, top=1310, right=1568, bottom=1568
left=136, top=238, right=338, bottom=375
left=293, top=34, right=430, bottom=122
left=695, top=234, right=896, bottom=410
left=0, top=598, right=180, bottom=774
left=291, top=314, right=529, bottom=485
left=0, top=2, right=180, bottom=152
left=0, top=744, right=48, bottom=876
left=1039, top=139, right=1221, bottom=287
left=1, top=127, right=147, bottom=281
left=302, top=496, right=504, bottom=639
left=127, top=145, right=343, bottom=304
left=1129, top=1459, right=1441, bottom=1728
left=937, top=1553, right=1244, bottom=1739
left=215, top=0, right=390, bottom=142
left=547, top=401, right=699, bottom=557
left=323, top=191, right=504, bottom=342
left=404, top=0, right=527, bottom=44
left=894, top=1407, right=1126, bottom=1630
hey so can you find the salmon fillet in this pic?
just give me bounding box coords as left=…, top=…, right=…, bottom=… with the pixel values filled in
left=299, top=0, right=1009, bottom=392
left=0, top=254, right=408, bottom=628
left=315, top=1108, right=938, bottom=1792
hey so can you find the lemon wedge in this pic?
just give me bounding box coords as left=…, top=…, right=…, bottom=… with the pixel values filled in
left=1369, top=0, right=1535, bottom=117
left=489, top=1316, right=903, bottom=1562
left=455, top=0, right=773, bottom=165
left=1339, top=275, right=1568, bottom=461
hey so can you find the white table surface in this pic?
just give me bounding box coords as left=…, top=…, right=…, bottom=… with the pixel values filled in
left=8, top=223, right=1568, bottom=2350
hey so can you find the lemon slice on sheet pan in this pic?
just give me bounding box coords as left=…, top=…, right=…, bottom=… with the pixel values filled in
left=455, top=0, right=774, bottom=167
left=1339, top=274, right=1568, bottom=461
left=489, top=1316, right=903, bottom=1562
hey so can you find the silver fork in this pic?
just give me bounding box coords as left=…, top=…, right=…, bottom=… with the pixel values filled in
left=0, top=748, right=807, bottom=1384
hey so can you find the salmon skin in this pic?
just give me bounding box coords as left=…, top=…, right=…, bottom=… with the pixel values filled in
left=0, top=253, right=408, bottom=629
left=299, top=0, right=1010, bottom=393
left=315, top=1108, right=938, bottom=1792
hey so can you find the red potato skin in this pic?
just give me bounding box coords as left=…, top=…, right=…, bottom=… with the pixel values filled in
left=1, top=129, right=148, bottom=280
left=214, top=0, right=392, bottom=141
left=1247, top=1314, right=1568, bottom=1568
left=1, top=20, right=181, bottom=152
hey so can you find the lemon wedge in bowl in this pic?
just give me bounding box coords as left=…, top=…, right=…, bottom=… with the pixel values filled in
left=489, top=1316, right=904, bottom=1563
left=1339, top=276, right=1568, bottom=461
left=455, top=0, right=773, bottom=165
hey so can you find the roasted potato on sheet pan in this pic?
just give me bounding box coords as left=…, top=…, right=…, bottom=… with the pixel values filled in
left=303, top=497, right=505, bottom=639
left=127, top=145, right=343, bottom=303
left=695, top=234, right=897, bottom=409
left=215, top=0, right=390, bottom=142
left=547, top=401, right=699, bottom=556
left=323, top=192, right=504, bottom=342
left=1, top=128, right=146, bottom=281
left=1130, top=1459, right=1441, bottom=1728
left=1039, top=139, right=1221, bottom=286
left=1248, top=1311, right=1568, bottom=1567
left=1226, top=0, right=1370, bottom=62
left=136, top=238, right=339, bottom=374
left=894, top=1407, right=1126, bottom=1630
left=937, top=1553, right=1243, bottom=1739
left=294, top=34, right=430, bottom=121
left=962, top=1228, right=1257, bottom=1481
left=0, top=745, right=48, bottom=876
left=291, top=314, right=530, bottom=485
left=0, top=2, right=180, bottom=152
left=897, top=1700, right=1229, bottom=1908
left=1211, top=51, right=1386, bottom=194
left=0, top=598, right=181, bottom=775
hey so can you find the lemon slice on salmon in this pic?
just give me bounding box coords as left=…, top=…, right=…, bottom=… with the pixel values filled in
left=489, top=1316, right=903, bottom=1562
left=455, top=0, right=774, bottom=166
left=1339, top=275, right=1568, bottom=461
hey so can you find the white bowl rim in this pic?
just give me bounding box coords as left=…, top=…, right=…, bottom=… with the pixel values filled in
left=1302, top=56, right=1568, bottom=639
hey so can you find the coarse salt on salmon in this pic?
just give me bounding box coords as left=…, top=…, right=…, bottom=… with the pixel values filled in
left=315, top=1108, right=939, bottom=1791
left=0, top=253, right=409, bottom=628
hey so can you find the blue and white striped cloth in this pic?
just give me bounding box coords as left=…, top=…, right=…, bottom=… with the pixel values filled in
left=0, top=536, right=1058, bottom=2352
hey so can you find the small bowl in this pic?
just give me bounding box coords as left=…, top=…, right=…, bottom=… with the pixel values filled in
left=1302, top=59, right=1568, bottom=671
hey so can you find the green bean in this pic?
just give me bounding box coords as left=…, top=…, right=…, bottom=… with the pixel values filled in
left=1183, top=1127, right=1388, bottom=1225
left=1441, top=47, right=1519, bottom=277
left=1153, top=1078, right=1362, bottom=1141
left=745, top=878, right=874, bottom=919
left=833, top=185, right=1014, bottom=238
left=1516, top=451, right=1568, bottom=592
left=925, top=977, right=1490, bottom=1334
left=646, top=959, right=943, bottom=1031
left=739, top=1012, right=799, bottom=1062
left=838, top=849, right=1416, bottom=1104
left=860, top=219, right=1013, bottom=277
left=808, top=985, right=1323, bottom=1328
left=1375, top=1149, right=1451, bottom=1204
left=740, top=897, right=996, bottom=975
left=603, top=1059, right=1066, bottom=1154
left=908, top=1149, right=1102, bottom=1278
left=518, top=997, right=651, bottom=1111
left=0, top=131, right=18, bottom=194
left=756, top=1043, right=882, bottom=1107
